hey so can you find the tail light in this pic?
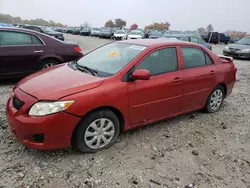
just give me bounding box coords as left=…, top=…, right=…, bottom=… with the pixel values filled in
left=234, top=67, right=237, bottom=73
left=73, top=46, right=82, bottom=53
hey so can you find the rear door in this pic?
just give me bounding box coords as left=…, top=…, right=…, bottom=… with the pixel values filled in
left=0, top=30, right=45, bottom=76
left=180, top=47, right=216, bottom=111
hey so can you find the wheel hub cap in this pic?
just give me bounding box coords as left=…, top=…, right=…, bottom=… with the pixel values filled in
left=43, top=63, right=55, bottom=69
left=210, top=89, right=223, bottom=110
left=84, top=118, right=115, bottom=150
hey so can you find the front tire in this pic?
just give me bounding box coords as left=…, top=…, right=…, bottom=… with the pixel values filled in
left=204, top=85, right=225, bottom=113
left=72, top=110, right=120, bottom=153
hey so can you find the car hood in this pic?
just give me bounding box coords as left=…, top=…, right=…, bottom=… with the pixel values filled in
left=114, top=33, right=126, bottom=37
left=128, top=34, right=142, bottom=38
left=228, top=43, right=250, bottom=49
left=101, top=32, right=111, bottom=34
left=47, top=31, right=61, bottom=35
left=17, top=64, right=105, bottom=100
left=149, top=35, right=161, bottom=38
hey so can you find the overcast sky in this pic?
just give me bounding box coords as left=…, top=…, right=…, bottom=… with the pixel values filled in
left=0, top=0, right=249, bottom=32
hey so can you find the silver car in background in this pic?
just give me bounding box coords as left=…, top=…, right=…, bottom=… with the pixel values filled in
left=90, top=28, right=101, bottom=37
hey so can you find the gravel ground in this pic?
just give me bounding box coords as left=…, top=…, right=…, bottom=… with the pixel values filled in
left=0, top=34, right=249, bottom=188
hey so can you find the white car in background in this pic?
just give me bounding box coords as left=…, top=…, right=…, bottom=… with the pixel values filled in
left=127, top=30, right=145, bottom=39
left=112, top=30, right=127, bottom=40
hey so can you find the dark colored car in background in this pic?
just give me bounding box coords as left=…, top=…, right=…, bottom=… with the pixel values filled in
left=203, top=32, right=219, bottom=44
left=219, top=33, right=230, bottom=44
left=99, top=27, right=114, bottom=39
left=73, top=27, right=82, bottom=35
left=80, top=28, right=91, bottom=36
left=22, top=25, right=65, bottom=41
left=223, top=36, right=250, bottom=59
left=0, top=27, right=83, bottom=79
left=145, top=29, right=154, bottom=38
left=66, top=27, right=74, bottom=34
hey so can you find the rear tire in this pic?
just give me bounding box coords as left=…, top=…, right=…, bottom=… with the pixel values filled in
left=39, top=59, right=59, bottom=70
left=72, top=110, right=120, bottom=153
left=204, top=85, right=225, bottom=113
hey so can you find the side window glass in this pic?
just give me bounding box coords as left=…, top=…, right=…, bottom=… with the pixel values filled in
left=31, top=35, right=43, bottom=45
left=34, top=28, right=41, bottom=32
left=180, top=37, right=189, bottom=41
left=136, top=47, right=178, bottom=76
left=205, top=53, right=213, bottom=65
left=190, top=37, right=199, bottom=44
left=181, top=47, right=206, bottom=69
left=0, top=31, right=32, bottom=46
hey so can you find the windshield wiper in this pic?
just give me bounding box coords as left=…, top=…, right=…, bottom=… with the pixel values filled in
left=75, top=62, right=98, bottom=76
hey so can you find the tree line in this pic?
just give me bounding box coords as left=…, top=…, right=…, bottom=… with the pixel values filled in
left=104, top=19, right=170, bottom=31
left=198, top=24, right=248, bottom=38
left=0, top=14, right=64, bottom=27
left=1, top=14, right=248, bottom=37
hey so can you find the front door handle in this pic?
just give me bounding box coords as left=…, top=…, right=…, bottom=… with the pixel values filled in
left=173, top=77, right=182, bottom=83
left=210, top=70, right=216, bottom=75
left=34, top=50, right=43, bottom=53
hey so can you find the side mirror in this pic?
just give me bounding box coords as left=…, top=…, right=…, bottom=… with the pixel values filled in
left=131, top=69, right=150, bottom=81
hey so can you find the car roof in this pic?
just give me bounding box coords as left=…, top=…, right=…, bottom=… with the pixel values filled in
left=118, top=39, right=199, bottom=47
left=0, top=26, right=40, bottom=34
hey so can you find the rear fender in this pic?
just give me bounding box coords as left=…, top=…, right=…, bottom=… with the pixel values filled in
left=40, top=55, right=64, bottom=63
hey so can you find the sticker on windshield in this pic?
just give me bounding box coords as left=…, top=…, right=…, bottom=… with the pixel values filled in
left=108, top=51, right=118, bottom=57
left=129, top=45, right=146, bottom=51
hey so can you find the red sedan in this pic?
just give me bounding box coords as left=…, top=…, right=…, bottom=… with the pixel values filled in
left=6, top=39, right=237, bottom=153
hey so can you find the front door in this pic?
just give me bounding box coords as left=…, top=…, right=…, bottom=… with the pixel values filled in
left=127, top=47, right=183, bottom=126
left=180, top=47, right=217, bottom=111
left=0, top=30, right=45, bottom=76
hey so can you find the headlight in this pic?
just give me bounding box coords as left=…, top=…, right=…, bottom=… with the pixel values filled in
left=224, top=46, right=229, bottom=50
left=241, top=48, right=250, bottom=52
left=29, top=100, right=74, bottom=116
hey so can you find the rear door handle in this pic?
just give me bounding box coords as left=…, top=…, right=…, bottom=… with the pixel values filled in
left=210, top=70, right=216, bottom=75
left=173, top=77, right=182, bottom=83
left=34, top=50, right=43, bottom=53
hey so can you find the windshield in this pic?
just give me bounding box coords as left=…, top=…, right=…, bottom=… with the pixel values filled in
left=170, top=30, right=183, bottom=34
left=236, top=37, right=250, bottom=45
left=41, top=27, right=55, bottom=32
left=151, top=31, right=162, bottom=35
left=115, top=30, right=125, bottom=34
left=101, top=28, right=111, bottom=32
left=162, top=35, right=181, bottom=39
left=129, top=30, right=142, bottom=35
left=76, top=42, right=146, bottom=75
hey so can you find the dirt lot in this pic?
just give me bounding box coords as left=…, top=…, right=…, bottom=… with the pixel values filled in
left=0, top=34, right=249, bottom=188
